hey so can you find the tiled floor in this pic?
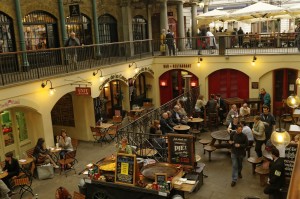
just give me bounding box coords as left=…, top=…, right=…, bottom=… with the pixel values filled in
left=12, top=126, right=268, bottom=199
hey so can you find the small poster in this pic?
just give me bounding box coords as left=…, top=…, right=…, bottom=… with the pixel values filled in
left=115, top=153, right=136, bottom=186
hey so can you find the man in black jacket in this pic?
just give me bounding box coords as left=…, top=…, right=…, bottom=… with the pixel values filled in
left=160, top=112, right=175, bottom=135
left=2, top=152, right=20, bottom=193
left=264, top=147, right=285, bottom=198
left=229, top=124, right=248, bottom=187
left=216, top=94, right=226, bottom=124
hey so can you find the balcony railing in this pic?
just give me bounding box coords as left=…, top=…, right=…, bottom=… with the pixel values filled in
left=0, top=33, right=298, bottom=87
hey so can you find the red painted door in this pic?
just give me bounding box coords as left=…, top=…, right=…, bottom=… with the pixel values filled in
left=208, top=69, right=249, bottom=99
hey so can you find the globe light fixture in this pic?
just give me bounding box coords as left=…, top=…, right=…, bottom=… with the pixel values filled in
left=271, top=114, right=291, bottom=147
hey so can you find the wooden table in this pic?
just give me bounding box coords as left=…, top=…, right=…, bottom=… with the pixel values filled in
left=210, top=130, right=230, bottom=149
left=96, top=123, right=114, bottom=143
left=293, top=109, right=300, bottom=122
left=0, top=171, right=8, bottom=179
left=130, top=108, right=145, bottom=116
left=18, top=157, right=34, bottom=165
left=173, top=125, right=190, bottom=134
left=224, top=97, right=244, bottom=112
left=96, top=123, right=114, bottom=130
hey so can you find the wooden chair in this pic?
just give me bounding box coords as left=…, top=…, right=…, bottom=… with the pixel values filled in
left=12, top=162, right=35, bottom=198
left=203, top=145, right=216, bottom=161
left=73, top=191, right=85, bottom=199
left=58, top=150, right=77, bottom=177
left=113, top=116, right=123, bottom=124
left=199, top=139, right=211, bottom=154
left=107, top=124, right=120, bottom=142
left=90, top=126, right=107, bottom=145
left=71, top=138, right=79, bottom=163
left=208, top=112, right=219, bottom=131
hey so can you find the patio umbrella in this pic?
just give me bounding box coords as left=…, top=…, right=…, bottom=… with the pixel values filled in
left=230, top=2, right=286, bottom=21
left=196, top=9, right=229, bottom=20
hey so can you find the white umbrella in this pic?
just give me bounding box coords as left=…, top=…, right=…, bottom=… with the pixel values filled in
left=196, top=9, right=229, bottom=19
left=230, top=2, right=285, bottom=20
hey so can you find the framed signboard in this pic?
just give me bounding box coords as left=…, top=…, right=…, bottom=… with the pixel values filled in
left=284, top=143, right=298, bottom=179
left=167, top=134, right=195, bottom=168
left=115, top=153, right=136, bottom=186
left=155, top=173, right=167, bottom=185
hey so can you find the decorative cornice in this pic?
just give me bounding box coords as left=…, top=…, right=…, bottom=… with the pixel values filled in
left=99, top=74, right=128, bottom=91
left=132, top=67, right=154, bottom=82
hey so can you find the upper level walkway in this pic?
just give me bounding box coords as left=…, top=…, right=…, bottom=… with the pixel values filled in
left=0, top=33, right=298, bottom=87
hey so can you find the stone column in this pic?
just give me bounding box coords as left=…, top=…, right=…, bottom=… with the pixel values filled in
left=92, top=0, right=101, bottom=56
left=15, top=0, right=29, bottom=70
left=121, top=0, right=134, bottom=56
left=184, top=75, right=192, bottom=117
left=147, top=4, right=153, bottom=52
left=203, top=5, right=209, bottom=13
left=191, top=3, right=198, bottom=49
left=160, top=0, right=168, bottom=31
left=177, top=0, right=184, bottom=51
left=58, top=0, right=67, bottom=43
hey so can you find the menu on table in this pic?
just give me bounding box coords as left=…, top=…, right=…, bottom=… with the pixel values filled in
left=284, top=143, right=298, bottom=179
left=115, top=153, right=136, bottom=186
left=167, top=134, right=195, bottom=168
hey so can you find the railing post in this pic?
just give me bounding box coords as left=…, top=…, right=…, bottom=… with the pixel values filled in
left=219, top=36, right=225, bottom=56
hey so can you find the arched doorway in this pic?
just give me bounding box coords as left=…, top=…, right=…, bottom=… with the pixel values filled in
left=0, top=11, right=17, bottom=73
left=159, top=70, right=198, bottom=105
left=23, top=11, right=61, bottom=68
left=95, top=80, right=127, bottom=122
left=273, top=68, right=298, bottom=114
left=23, top=11, right=59, bottom=50
left=0, top=106, right=42, bottom=160
left=129, top=72, right=154, bottom=108
left=132, top=15, right=148, bottom=54
left=65, top=14, right=92, bottom=45
left=208, top=69, right=249, bottom=100
left=98, top=14, right=118, bottom=44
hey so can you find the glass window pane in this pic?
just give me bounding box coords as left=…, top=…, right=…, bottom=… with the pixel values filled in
left=16, top=111, right=28, bottom=142
left=1, top=111, right=14, bottom=146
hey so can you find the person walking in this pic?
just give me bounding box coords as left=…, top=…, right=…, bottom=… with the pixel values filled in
left=166, top=29, right=175, bottom=56
left=206, top=28, right=216, bottom=54
left=229, top=124, right=248, bottom=187
left=260, top=105, right=276, bottom=142
left=64, top=32, right=80, bottom=68
left=252, top=116, right=266, bottom=158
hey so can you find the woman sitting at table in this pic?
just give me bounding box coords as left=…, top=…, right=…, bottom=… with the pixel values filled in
left=33, top=138, right=59, bottom=168
left=57, top=129, right=73, bottom=159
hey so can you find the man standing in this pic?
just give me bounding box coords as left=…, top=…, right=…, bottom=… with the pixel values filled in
left=229, top=124, right=248, bottom=187
left=252, top=116, right=266, bottom=158
left=264, top=147, right=285, bottom=198
left=185, top=28, right=191, bottom=48
left=166, top=29, right=175, bottom=56
left=216, top=94, right=226, bottom=124
left=260, top=105, right=276, bottom=142
left=64, top=32, right=80, bottom=67
left=237, top=27, right=244, bottom=48
left=259, top=88, right=271, bottom=108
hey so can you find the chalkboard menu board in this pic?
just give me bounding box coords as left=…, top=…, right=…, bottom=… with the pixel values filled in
left=167, top=134, right=195, bottom=168
left=115, top=153, right=136, bottom=186
left=284, top=143, right=298, bottom=178
left=155, top=173, right=167, bottom=185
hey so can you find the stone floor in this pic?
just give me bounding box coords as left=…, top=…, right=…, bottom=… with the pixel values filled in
left=11, top=126, right=268, bottom=199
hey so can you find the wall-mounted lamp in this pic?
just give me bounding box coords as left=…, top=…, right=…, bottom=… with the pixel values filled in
left=271, top=114, right=291, bottom=147
left=197, top=57, right=203, bottom=67
left=41, top=80, right=56, bottom=96
left=129, top=62, right=139, bottom=73
left=251, top=56, right=257, bottom=66
left=191, top=82, right=197, bottom=87
left=93, top=69, right=104, bottom=82
left=160, top=80, right=167, bottom=87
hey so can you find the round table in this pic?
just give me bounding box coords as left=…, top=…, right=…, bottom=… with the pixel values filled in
left=173, top=125, right=190, bottom=134
left=0, top=171, right=8, bottom=179
left=18, top=157, right=34, bottom=165
left=188, top=118, right=204, bottom=123
left=211, top=130, right=230, bottom=141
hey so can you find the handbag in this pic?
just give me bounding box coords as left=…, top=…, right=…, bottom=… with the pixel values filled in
left=160, top=44, right=166, bottom=52
left=37, top=164, right=54, bottom=180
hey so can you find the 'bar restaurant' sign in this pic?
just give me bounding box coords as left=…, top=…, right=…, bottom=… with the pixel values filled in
left=75, top=87, right=91, bottom=96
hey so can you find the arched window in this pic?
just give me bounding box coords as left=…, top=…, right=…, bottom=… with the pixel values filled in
left=23, top=11, right=58, bottom=50
left=98, top=14, right=118, bottom=44
left=65, top=14, right=92, bottom=45
left=132, top=16, right=148, bottom=40
left=0, top=12, right=15, bottom=52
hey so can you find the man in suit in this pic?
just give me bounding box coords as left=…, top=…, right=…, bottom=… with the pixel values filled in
left=216, top=94, right=226, bottom=124
left=2, top=152, right=20, bottom=195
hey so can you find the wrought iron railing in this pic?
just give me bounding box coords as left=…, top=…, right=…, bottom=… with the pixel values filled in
left=116, top=87, right=199, bottom=162
left=0, top=33, right=298, bottom=86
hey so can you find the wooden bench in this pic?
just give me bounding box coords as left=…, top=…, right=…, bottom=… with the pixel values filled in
left=199, top=139, right=211, bottom=154
left=247, top=157, right=263, bottom=175
left=203, top=145, right=216, bottom=161
left=255, top=166, right=269, bottom=186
